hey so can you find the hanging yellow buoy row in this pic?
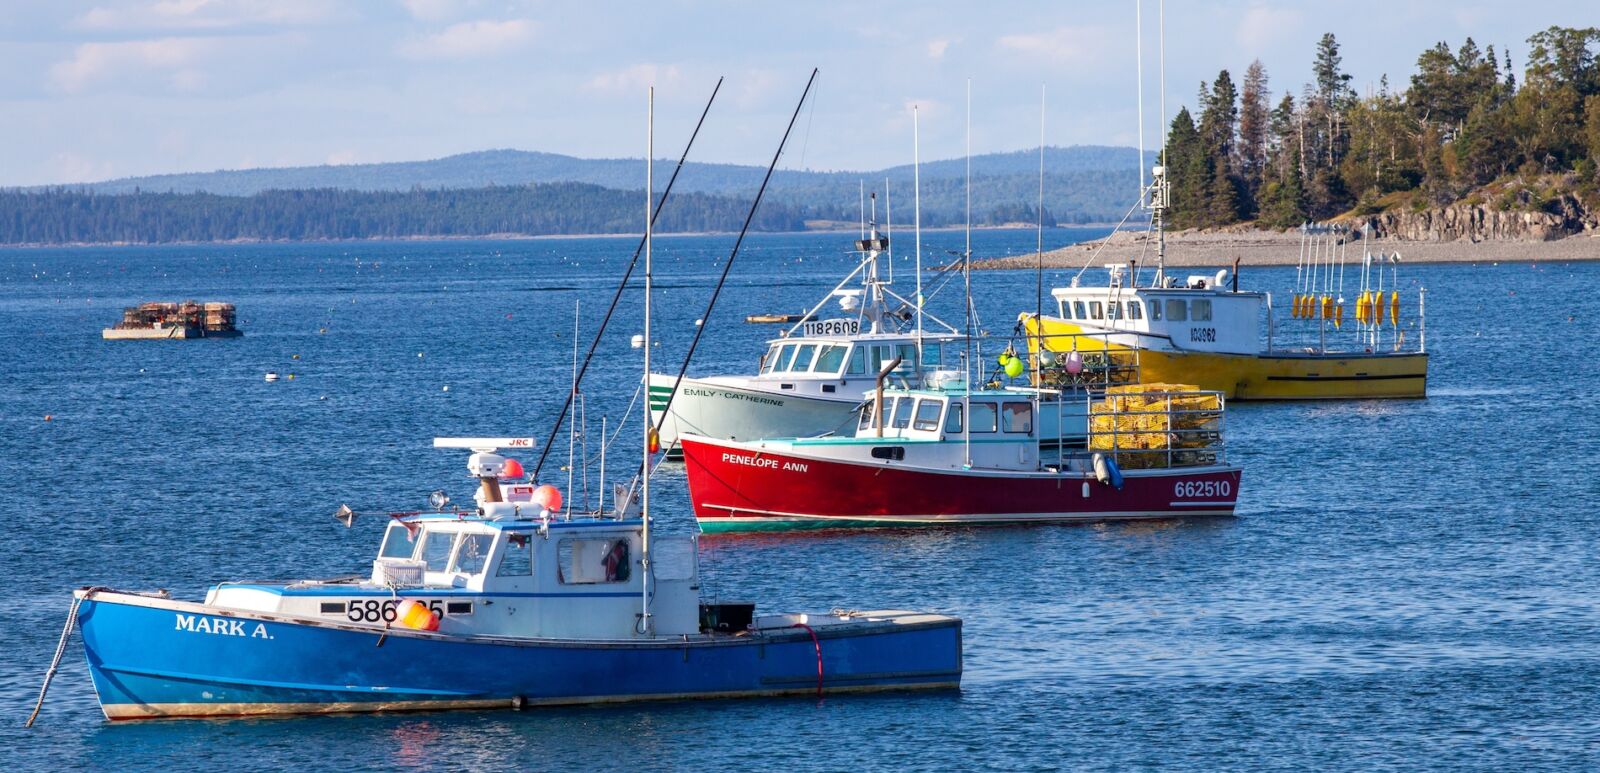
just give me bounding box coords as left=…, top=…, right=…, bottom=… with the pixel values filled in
left=1354, top=291, right=1403, bottom=326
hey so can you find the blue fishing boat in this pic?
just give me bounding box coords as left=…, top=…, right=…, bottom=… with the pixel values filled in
left=46, top=86, right=961, bottom=722
left=68, top=438, right=962, bottom=720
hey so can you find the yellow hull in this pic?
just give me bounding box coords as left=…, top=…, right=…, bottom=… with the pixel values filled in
left=1025, top=317, right=1427, bottom=400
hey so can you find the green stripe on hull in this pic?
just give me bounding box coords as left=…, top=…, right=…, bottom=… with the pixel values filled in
left=697, top=518, right=928, bottom=533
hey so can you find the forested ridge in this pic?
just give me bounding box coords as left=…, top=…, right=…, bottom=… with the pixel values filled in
left=1163, top=25, right=1600, bottom=232
left=0, top=146, right=1142, bottom=244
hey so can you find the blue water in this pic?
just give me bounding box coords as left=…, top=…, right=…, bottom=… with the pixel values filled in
left=3, top=229, right=1598, bottom=770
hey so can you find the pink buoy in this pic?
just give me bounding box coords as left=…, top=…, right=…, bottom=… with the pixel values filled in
left=1065, top=351, right=1084, bottom=374
left=500, top=458, right=525, bottom=479
left=532, top=485, right=563, bottom=512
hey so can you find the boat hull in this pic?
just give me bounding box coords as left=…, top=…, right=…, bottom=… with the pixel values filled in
left=75, top=591, right=961, bottom=720
left=682, top=436, right=1241, bottom=532
left=648, top=374, right=860, bottom=458
left=1027, top=317, right=1426, bottom=400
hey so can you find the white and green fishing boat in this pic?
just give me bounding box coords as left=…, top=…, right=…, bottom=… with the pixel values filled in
left=648, top=220, right=965, bottom=458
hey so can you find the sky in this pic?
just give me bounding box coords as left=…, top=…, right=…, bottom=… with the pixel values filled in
left=0, top=1, right=1592, bottom=187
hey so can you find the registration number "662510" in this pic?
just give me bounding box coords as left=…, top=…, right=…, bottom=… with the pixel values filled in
left=1173, top=480, right=1231, bottom=498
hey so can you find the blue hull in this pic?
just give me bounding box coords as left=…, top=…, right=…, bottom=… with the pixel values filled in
left=76, top=592, right=962, bottom=720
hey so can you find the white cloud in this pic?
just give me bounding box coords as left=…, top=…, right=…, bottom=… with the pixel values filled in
left=75, top=0, right=336, bottom=31
left=1235, top=5, right=1301, bottom=52
left=397, top=18, right=536, bottom=60
left=326, top=149, right=360, bottom=165
left=927, top=39, right=951, bottom=59
left=400, top=0, right=471, bottom=22
left=996, top=26, right=1109, bottom=68
left=50, top=37, right=217, bottom=93
left=583, top=63, right=683, bottom=95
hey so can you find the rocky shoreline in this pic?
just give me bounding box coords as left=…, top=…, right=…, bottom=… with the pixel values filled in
left=974, top=227, right=1600, bottom=270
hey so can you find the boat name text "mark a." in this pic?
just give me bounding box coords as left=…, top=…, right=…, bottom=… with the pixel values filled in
left=176, top=613, right=274, bottom=639
left=722, top=452, right=808, bottom=473
left=685, top=388, right=784, bottom=408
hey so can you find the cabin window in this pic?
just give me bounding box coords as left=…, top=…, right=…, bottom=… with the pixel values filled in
left=857, top=399, right=876, bottom=430
left=1002, top=402, right=1034, bottom=434
left=1192, top=299, right=1213, bottom=321
left=420, top=530, right=457, bottom=572
left=870, top=345, right=890, bottom=374
left=846, top=346, right=866, bottom=375
left=1089, top=302, right=1104, bottom=320
left=379, top=524, right=420, bottom=560
left=815, top=344, right=847, bottom=373
left=1148, top=300, right=1162, bottom=320
left=1165, top=299, right=1187, bottom=321
left=1128, top=301, right=1143, bottom=320
left=870, top=446, right=906, bottom=461
left=895, top=344, right=918, bottom=371
left=969, top=401, right=998, bottom=433
left=922, top=345, right=942, bottom=366
left=913, top=399, right=943, bottom=431
left=890, top=396, right=914, bottom=429
left=774, top=344, right=797, bottom=372
left=1106, top=302, right=1120, bottom=320
left=944, top=402, right=964, bottom=433
left=496, top=534, right=533, bottom=576
left=760, top=345, right=781, bottom=374
left=1073, top=301, right=1088, bottom=319
left=450, top=533, right=493, bottom=575
left=790, top=344, right=817, bottom=372
left=558, top=538, right=631, bottom=584
left=1058, top=300, right=1072, bottom=319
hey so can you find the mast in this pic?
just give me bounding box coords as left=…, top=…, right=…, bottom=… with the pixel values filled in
left=963, top=78, right=973, bottom=470
left=639, top=86, right=654, bottom=636
left=913, top=105, right=924, bottom=358
left=1035, top=84, right=1045, bottom=388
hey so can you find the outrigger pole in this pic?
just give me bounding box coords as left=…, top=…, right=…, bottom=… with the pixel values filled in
left=649, top=68, right=820, bottom=432
left=640, top=86, right=655, bottom=634
left=531, top=77, right=723, bottom=480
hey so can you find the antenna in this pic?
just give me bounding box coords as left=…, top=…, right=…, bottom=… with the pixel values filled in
left=1035, top=84, right=1045, bottom=362
left=639, top=85, right=654, bottom=636
left=1136, top=0, right=1145, bottom=197
left=964, top=77, right=973, bottom=470
left=913, top=105, right=924, bottom=354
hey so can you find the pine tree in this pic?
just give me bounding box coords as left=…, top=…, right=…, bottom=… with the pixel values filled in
left=1239, top=60, right=1271, bottom=215
left=1163, top=108, right=1208, bottom=228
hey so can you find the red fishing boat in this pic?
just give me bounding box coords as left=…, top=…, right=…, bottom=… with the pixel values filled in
left=683, top=383, right=1241, bottom=532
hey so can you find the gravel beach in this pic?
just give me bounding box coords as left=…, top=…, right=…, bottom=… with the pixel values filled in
left=973, top=228, right=1600, bottom=270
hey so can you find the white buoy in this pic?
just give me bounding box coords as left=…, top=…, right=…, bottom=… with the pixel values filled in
left=694, top=319, right=703, bottom=327
left=630, top=334, right=644, bottom=349
left=442, top=385, right=450, bottom=392
left=264, top=372, right=279, bottom=382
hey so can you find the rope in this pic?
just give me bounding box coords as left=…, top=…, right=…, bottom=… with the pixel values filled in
left=793, top=622, right=824, bottom=698
left=1072, top=196, right=1146, bottom=284
left=532, top=77, right=724, bottom=480
left=26, top=589, right=96, bottom=727
left=653, top=69, right=819, bottom=428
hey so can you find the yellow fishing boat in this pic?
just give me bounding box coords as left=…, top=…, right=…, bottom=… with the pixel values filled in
left=1020, top=168, right=1427, bottom=401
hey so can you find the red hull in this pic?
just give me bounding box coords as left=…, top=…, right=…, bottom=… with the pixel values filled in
left=682, top=436, right=1242, bottom=532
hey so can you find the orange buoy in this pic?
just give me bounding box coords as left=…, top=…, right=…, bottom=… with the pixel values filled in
left=43, top=414, right=52, bottom=421
left=395, top=599, right=439, bottom=631
left=648, top=426, right=661, bottom=454
left=1389, top=291, right=1400, bottom=326
left=532, top=484, right=563, bottom=512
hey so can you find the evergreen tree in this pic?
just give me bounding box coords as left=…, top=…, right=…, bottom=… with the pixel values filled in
left=1163, top=108, right=1208, bottom=228
left=1238, top=61, right=1271, bottom=211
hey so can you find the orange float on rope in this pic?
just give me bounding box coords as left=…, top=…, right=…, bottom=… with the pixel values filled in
left=1389, top=291, right=1400, bottom=326
left=395, top=599, right=440, bottom=631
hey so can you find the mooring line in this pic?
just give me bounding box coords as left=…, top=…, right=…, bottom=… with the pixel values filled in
left=26, top=590, right=93, bottom=728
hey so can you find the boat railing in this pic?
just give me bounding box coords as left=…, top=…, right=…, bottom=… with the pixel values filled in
left=1085, top=387, right=1227, bottom=469
left=1025, top=328, right=1142, bottom=392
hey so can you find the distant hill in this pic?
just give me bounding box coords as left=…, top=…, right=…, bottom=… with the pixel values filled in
left=1, top=146, right=1157, bottom=244
left=35, top=146, right=1152, bottom=225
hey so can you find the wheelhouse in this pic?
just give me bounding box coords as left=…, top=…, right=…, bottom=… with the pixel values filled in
left=758, top=336, right=953, bottom=381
